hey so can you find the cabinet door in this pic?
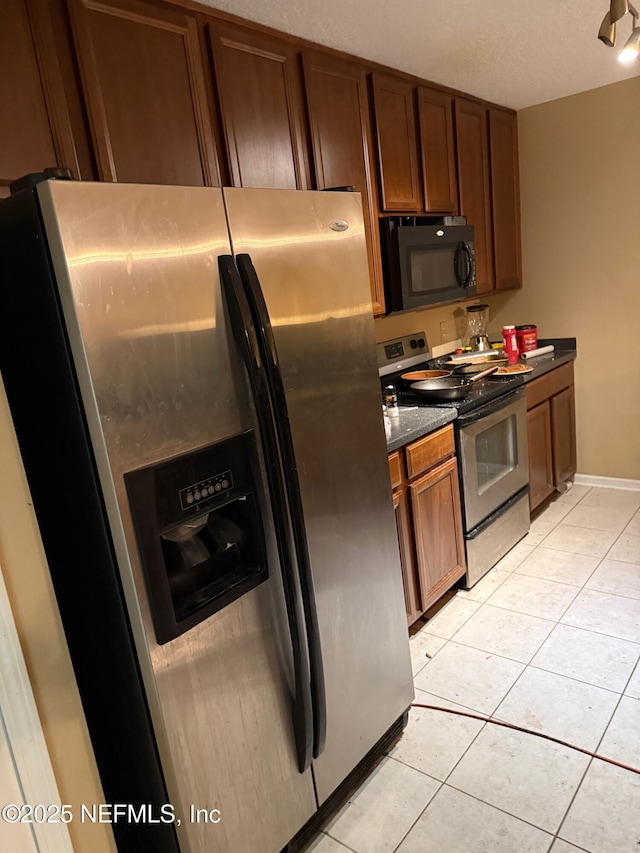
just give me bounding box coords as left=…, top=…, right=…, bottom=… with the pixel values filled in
left=454, top=98, right=494, bottom=293
left=417, top=86, right=457, bottom=214
left=208, top=21, right=309, bottom=190
left=409, top=456, right=466, bottom=612
left=489, top=109, right=522, bottom=291
left=527, top=401, right=554, bottom=511
left=68, top=0, right=220, bottom=186
left=371, top=72, right=421, bottom=212
left=302, top=50, right=384, bottom=315
left=393, top=489, right=422, bottom=626
left=551, top=385, right=577, bottom=487
left=0, top=0, right=79, bottom=196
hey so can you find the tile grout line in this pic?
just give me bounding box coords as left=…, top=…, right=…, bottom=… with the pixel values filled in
left=524, top=661, right=630, bottom=697
left=399, top=489, right=638, bottom=852
left=387, top=776, right=445, bottom=853
left=435, top=780, right=557, bottom=843
left=428, top=524, right=596, bottom=850
left=550, top=754, right=595, bottom=852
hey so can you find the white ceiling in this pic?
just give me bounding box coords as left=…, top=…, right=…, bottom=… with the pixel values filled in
left=202, top=0, right=640, bottom=109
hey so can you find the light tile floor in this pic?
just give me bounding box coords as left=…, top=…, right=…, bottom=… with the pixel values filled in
left=308, top=485, right=640, bottom=853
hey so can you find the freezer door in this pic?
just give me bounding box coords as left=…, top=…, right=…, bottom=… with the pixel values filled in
left=223, top=187, right=414, bottom=803
left=36, top=181, right=316, bottom=853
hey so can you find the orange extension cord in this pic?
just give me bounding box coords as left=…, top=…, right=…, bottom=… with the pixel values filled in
left=411, top=703, right=640, bottom=776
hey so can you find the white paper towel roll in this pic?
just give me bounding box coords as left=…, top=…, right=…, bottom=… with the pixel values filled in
left=520, top=345, right=555, bottom=359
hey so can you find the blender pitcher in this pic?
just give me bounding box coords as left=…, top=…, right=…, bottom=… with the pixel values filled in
left=466, top=304, right=491, bottom=351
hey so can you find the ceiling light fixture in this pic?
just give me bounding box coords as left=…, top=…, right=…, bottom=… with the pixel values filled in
left=618, top=25, right=640, bottom=61
left=610, top=0, right=630, bottom=22
left=598, top=11, right=616, bottom=45
left=598, top=0, right=640, bottom=60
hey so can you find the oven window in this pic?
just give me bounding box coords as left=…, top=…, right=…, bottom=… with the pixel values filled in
left=409, top=248, right=455, bottom=294
left=475, top=413, right=518, bottom=495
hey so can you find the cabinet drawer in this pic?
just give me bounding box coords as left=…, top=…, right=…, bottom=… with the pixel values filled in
left=388, top=451, right=404, bottom=489
left=526, top=361, right=574, bottom=410
left=405, top=424, right=455, bottom=480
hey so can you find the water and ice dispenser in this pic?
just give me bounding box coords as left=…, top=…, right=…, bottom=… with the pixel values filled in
left=126, top=431, right=268, bottom=644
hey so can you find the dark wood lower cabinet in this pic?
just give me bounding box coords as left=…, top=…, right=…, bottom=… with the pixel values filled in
left=388, top=425, right=466, bottom=627
left=527, top=401, right=555, bottom=511
left=409, top=457, right=466, bottom=613
left=526, top=362, right=577, bottom=512
left=551, top=385, right=577, bottom=486
left=392, top=488, right=422, bottom=626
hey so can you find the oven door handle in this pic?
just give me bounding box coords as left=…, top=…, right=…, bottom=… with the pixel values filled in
left=456, top=386, right=525, bottom=427
left=465, top=485, right=530, bottom=539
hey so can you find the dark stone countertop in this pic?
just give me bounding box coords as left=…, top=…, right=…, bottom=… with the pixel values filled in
left=385, top=406, right=457, bottom=453
left=519, top=341, right=576, bottom=384
left=385, top=339, right=576, bottom=454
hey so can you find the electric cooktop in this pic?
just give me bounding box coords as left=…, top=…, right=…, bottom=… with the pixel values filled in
left=377, top=331, right=524, bottom=415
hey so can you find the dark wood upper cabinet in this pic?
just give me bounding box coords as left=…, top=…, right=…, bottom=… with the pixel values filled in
left=302, top=50, right=384, bottom=315
left=489, top=108, right=522, bottom=291
left=208, top=21, right=310, bottom=190
left=0, top=0, right=79, bottom=193
left=370, top=72, right=421, bottom=212
left=454, top=98, right=494, bottom=293
left=68, top=0, right=220, bottom=186
left=417, top=86, right=457, bottom=214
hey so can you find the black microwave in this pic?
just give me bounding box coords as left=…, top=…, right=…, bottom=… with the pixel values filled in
left=380, top=216, right=476, bottom=313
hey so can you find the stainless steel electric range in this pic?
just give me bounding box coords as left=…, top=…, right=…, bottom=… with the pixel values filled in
left=379, top=332, right=530, bottom=587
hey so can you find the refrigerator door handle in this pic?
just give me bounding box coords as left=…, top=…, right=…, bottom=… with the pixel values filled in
left=235, top=252, right=327, bottom=760
left=218, top=255, right=314, bottom=773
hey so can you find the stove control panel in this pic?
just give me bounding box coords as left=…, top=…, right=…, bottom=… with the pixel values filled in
left=378, top=331, right=430, bottom=377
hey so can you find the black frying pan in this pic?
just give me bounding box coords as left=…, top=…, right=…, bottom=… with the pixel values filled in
left=410, top=365, right=498, bottom=401
left=442, top=356, right=508, bottom=375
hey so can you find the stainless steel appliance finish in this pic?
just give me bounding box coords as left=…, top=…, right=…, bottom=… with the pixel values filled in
left=465, top=490, right=530, bottom=587
left=458, top=389, right=529, bottom=532
left=377, top=332, right=530, bottom=591
left=38, top=181, right=316, bottom=853
left=224, top=188, right=414, bottom=803
left=378, top=331, right=431, bottom=377
left=5, top=180, right=413, bottom=853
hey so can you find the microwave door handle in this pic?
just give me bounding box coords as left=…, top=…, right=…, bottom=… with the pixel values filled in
left=235, top=253, right=327, bottom=760
left=454, top=242, right=464, bottom=288
left=462, top=242, right=473, bottom=288
left=219, top=254, right=314, bottom=773
left=454, top=241, right=472, bottom=289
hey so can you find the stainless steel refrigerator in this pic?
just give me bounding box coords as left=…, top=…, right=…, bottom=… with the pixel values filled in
left=0, top=178, right=413, bottom=853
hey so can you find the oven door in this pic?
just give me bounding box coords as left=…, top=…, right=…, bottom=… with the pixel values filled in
left=457, top=388, right=529, bottom=532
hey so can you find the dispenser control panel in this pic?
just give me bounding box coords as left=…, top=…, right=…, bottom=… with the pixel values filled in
left=179, top=470, right=234, bottom=511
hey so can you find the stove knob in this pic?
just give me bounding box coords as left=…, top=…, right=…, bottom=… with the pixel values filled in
left=418, top=338, right=426, bottom=348
left=410, top=339, right=418, bottom=349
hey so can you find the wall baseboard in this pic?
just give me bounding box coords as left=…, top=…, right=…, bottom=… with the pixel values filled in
left=574, top=473, right=640, bottom=492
